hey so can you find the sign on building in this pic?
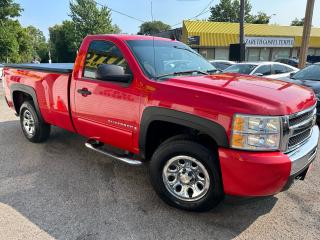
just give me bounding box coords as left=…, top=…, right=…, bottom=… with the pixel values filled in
left=244, top=37, right=294, bottom=48
left=188, top=36, right=200, bottom=45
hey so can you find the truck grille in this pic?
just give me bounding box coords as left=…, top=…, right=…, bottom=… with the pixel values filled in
left=289, top=109, right=315, bottom=126
left=285, top=105, right=316, bottom=152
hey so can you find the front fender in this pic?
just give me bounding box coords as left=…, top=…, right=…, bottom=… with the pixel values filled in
left=139, top=107, right=229, bottom=158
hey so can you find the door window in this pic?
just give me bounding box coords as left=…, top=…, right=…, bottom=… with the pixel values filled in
left=273, top=64, right=290, bottom=74
left=254, top=65, right=272, bottom=76
left=83, top=41, right=131, bottom=82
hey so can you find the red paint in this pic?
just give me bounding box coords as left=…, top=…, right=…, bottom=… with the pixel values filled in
left=3, top=34, right=317, bottom=197
left=219, top=148, right=291, bottom=196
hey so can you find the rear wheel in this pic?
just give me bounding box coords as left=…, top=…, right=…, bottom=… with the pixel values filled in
left=149, top=138, right=223, bottom=212
left=20, top=101, right=51, bottom=143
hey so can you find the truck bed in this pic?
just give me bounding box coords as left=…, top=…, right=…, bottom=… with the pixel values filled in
left=5, top=63, right=74, bottom=74
left=4, top=64, right=75, bottom=133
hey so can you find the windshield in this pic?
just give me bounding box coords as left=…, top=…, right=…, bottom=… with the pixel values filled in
left=126, top=40, right=216, bottom=79
left=224, top=64, right=257, bottom=74
left=292, top=65, right=320, bottom=81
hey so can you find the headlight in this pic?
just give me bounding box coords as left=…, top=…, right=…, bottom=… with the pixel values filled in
left=231, top=114, right=281, bottom=151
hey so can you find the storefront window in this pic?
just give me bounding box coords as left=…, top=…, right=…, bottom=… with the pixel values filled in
left=316, top=49, right=320, bottom=56
left=215, top=48, right=229, bottom=60
left=199, top=49, right=215, bottom=59
left=247, top=48, right=260, bottom=61
left=199, top=49, right=208, bottom=59
left=259, top=48, right=270, bottom=61
left=308, top=48, right=316, bottom=56
left=292, top=48, right=299, bottom=59
left=272, top=48, right=290, bottom=60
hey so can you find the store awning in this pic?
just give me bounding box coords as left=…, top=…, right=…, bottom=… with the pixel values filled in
left=182, top=21, right=320, bottom=48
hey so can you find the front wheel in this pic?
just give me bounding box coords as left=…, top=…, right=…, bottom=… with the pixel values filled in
left=149, top=139, right=224, bottom=212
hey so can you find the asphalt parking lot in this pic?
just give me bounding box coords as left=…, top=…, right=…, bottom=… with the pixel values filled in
left=0, top=82, right=320, bottom=240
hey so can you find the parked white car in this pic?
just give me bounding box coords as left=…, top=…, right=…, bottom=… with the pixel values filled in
left=223, top=62, right=299, bottom=79
left=208, top=60, right=235, bottom=71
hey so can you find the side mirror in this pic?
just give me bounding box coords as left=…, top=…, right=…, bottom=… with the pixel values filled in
left=289, top=72, right=296, bottom=79
left=253, top=73, right=263, bottom=77
left=96, top=64, right=133, bottom=83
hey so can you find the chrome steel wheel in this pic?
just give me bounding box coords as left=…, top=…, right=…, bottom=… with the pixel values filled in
left=22, top=110, right=35, bottom=137
left=162, top=155, right=210, bottom=202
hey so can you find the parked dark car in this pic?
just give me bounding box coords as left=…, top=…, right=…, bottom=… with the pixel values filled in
left=275, top=58, right=311, bottom=68
left=275, top=58, right=300, bottom=68
left=281, top=63, right=320, bottom=118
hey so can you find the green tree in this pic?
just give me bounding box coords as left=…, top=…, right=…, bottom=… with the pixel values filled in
left=208, top=0, right=271, bottom=24
left=0, top=1, right=49, bottom=63
left=247, top=12, right=271, bottom=24
left=0, top=20, right=20, bottom=62
left=0, top=0, right=22, bottom=22
left=49, top=21, right=78, bottom=63
left=208, top=0, right=252, bottom=23
left=16, top=25, right=33, bottom=62
left=26, top=26, right=49, bottom=62
left=291, top=18, right=304, bottom=26
left=69, top=0, right=120, bottom=47
left=0, top=0, right=23, bottom=62
left=113, top=24, right=121, bottom=34
left=138, top=21, right=171, bottom=35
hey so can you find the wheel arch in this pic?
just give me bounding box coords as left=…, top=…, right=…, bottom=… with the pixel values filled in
left=139, top=107, right=229, bottom=159
left=10, top=84, right=43, bottom=120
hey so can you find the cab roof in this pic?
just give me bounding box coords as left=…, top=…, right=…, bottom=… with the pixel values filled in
left=86, top=34, right=176, bottom=42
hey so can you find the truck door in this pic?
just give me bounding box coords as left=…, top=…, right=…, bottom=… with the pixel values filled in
left=72, top=40, right=140, bottom=152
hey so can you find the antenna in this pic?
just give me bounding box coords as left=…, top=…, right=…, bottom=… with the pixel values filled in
left=150, top=0, right=157, bottom=78
left=151, top=0, right=154, bottom=22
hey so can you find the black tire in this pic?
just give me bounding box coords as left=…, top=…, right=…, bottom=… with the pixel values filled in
left=19, top=101, right=51, bottom=143
left=149, top=138, right=224, bottom=212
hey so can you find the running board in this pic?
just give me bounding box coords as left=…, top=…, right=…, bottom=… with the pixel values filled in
left=85, top=141, right=143, bottom=166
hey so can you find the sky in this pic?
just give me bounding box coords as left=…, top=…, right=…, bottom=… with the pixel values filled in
left=16, top=0, right=320, bottom=39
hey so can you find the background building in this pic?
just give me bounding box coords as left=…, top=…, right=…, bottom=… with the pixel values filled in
left=158, top=20, right=320, bottom=61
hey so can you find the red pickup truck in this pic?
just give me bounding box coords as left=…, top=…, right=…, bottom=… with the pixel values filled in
left=3, top=35, right=319, bottom=211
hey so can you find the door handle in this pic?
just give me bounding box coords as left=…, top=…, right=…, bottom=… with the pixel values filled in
left=77, top=88, right=92, bottom=96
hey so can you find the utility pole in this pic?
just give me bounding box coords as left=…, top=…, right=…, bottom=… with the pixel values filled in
left=239, top=0, right=245, bottom=62
left=299, top=0, right=315, bottom=68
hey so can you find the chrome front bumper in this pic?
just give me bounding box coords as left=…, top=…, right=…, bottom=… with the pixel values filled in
left=287, top=126, right=319, bottom=176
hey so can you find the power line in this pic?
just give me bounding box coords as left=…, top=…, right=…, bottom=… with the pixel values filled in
left=170, top=0, right=214, bottom=27
left=94, top=0, right=146, bottom=23
left=91, top=0, right=213, bottom=28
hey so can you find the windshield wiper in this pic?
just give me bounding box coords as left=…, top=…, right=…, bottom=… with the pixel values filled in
left=155, top=70, right=209, bottom=80
left=207, top=69, right=219, bottom=74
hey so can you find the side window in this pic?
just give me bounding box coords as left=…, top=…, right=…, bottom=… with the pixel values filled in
left=83, top=40, right=131, bottom=81
left=255, top=65, right=271, bottom=76
left=273, top=64, right=289, bottom=74
left=286, top=66, right=295, bottom=72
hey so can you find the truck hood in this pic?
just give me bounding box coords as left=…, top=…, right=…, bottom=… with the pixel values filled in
left=162, top=73, right=316, bottom=115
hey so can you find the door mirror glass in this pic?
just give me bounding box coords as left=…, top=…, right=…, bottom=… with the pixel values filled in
left=96, top=64, right=133, bottom=83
